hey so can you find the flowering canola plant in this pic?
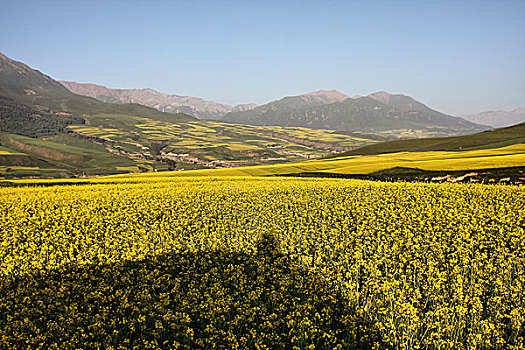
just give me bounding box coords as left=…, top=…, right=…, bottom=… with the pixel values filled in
left=0, top=176, right=523, bottom=349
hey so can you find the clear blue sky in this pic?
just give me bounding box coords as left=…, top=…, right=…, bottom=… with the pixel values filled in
left=1, top=0, right=524, bottom=115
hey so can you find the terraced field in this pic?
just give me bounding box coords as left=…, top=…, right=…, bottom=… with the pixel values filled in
left=3, top=116, right=523, bottom=180
left=92, top=142, right=523, bottom=182
left=58, top=117, right=385, bottom=176
left=1, top=114, right=385, bottom=178
left=70, top=117, right=380, bottom=154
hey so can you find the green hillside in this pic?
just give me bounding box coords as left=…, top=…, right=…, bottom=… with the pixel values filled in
left=0, top=111, right=386, bottom=179
left=0, top=133, right=154, bottom=177
left=0, top=96, right=85, bottom=138
left=0, top=112, right=385, bottom=179
left=0, top=52, right=391, bottom=178
left=0, top=53, right=193, bottom=123
left=83, top=123, right=523, bottom=184
left=331, top=122, right=525, bottom=157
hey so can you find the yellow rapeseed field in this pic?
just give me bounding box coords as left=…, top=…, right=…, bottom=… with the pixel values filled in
left=0, top=177, right=523, bottom=349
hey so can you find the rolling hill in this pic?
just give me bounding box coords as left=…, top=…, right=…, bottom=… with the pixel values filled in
left=90, top=122, right=523, bottom=184
left=330, top=121, right=525, bottom=157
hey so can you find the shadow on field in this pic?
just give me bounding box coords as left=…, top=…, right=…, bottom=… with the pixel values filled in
left=276, top=166, right=525, bottom=184
left=0, top=234, right=386, bottom=350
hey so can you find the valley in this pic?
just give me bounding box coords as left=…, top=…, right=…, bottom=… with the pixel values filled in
left=1, top=52, right=507, bottom=180
left=0, top=113, right=387, bottom=178
left=1, top=1, right=524, bottom=348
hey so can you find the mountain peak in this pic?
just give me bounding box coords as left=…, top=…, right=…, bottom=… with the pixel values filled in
left=0, top=52, right=34, bottom=74
left=231, top=103, right=258, bottom=113
left=367, top=91, right=396, bottom=104
left=0, top=52, right=71, bottom=100
left=303, top=89, right=349, bottom=101
left=461, top=108, right=525, bottom=127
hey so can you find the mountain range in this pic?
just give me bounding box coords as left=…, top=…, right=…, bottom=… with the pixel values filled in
left=221, top=90, right=486, bottom=136
left=59, top=81, right=256, bottom=120
left=0, top=53, right=193, bottom=123
left=11, top=52, right=518, bottom=133
left=0, top=52, right=389, bottom=178
left=460, top=109, right=525, bottom=128
left=58, top=81, right=359, bottom=121
left=60, top=79, right=488, bottom=137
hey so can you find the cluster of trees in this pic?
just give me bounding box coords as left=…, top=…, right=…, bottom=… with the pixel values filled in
left=0, top=95, right=84, bottom=138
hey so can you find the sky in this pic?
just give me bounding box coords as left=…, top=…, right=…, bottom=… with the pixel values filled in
left=1, top=0, right=524, bottom=115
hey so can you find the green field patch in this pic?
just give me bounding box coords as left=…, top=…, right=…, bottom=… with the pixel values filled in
left=0, top=166, right=54, bottom=178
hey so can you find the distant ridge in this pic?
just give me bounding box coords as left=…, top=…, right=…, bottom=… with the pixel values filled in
left=222, top=90, right=487, bottom=136
left=2, top=51, right=489, bottom=137
left=461, top=108, right=525, bottom=127
left=57, top=77, right=489, bottom=137
left=60, top=81, right=257, bottom=120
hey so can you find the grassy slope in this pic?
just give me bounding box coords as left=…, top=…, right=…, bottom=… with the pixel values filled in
left=3, top=138, right=525, bottom=184
left=331, top=122, right=525, bottom=157
left=103, top=123, right=523, bottom=179
left=0, top=133, right=138, bottom=175
left=167, top=144, right=525, bottom=176
left=0, top=117, right=387, bottom=179
left=0, top=115, right=387, bottom=178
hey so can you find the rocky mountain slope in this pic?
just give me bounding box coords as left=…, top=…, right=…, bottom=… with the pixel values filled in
left=222, top=90, right=487, bottom=136
left=0, top=53, right=193, bottom=123
left=60, top=81, right=257, bottom=120
left=460, top=108, right=525, bottom=127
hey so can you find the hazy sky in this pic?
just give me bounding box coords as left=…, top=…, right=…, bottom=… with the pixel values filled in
left=1, top=0, right=524, bottom=115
